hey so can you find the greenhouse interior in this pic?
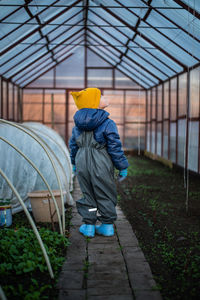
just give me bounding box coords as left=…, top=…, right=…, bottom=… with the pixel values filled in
left=0, top=1, right=200, bottom=300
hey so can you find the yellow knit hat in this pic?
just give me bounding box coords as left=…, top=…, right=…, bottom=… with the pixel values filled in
left=70, top=88, right=101, bottom=110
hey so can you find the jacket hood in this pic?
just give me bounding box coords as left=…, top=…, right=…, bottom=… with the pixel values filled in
left=74, top=108, right=109, bottom=131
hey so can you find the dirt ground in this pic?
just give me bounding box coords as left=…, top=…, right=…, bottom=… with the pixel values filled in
left=117, top=155, right=200, bottom=300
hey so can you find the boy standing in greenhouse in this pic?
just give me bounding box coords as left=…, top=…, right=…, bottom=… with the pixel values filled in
left=69, top=88, right=129, bottom=237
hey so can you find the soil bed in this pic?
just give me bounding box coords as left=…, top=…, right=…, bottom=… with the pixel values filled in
left=117, top=155, right=200, bottom=300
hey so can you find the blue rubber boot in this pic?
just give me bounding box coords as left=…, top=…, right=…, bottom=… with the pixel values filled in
left=79, top=224, right=95, bottom=238
left=95, top=224, right=114, bottom=236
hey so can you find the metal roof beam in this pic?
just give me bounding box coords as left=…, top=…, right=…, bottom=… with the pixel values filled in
left=140, top=0, right=200, bottom=43
left=1, top=8, right=84, bottom=68
left=0, top=0, right=33, bottom=22
left=99, top=4, right=187, bottom=70
left=88, top=18, right=169, bottom=79
left=87, top=28, right=158, bottom=85
left=22, top=51, right=74, bottom=88
left=8, top=26, right=84, bottom=81
left=173, top=0, right=200, bottom=20
left=114, top=0, right=199, bottom=62
left=87, top=45, right=147, bottom=89
left=89, top=8, right=178, bottom=74
left=15, top=34, right=84, bottom=84
left=1, top=0, right=82, bottom=56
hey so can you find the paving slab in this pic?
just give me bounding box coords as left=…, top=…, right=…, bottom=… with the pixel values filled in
left=58, top=178, right=162, bottom=300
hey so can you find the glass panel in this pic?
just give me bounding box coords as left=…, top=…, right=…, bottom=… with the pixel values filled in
left=16, top=58, right=53, bottom=85
left=87, top=49, right=111, bottom=67
left=181, top=0, right=200, bottom=13
left=87, top=31, right=121, bottom=57
left=151, top=121, right=156, bottom=153
left=115, top=69, right=141, bottom=89
left=89, top=7, right=134, bottom=37
left=117, top=65, right=150, bottom=89
left=124, top=54, right=159, bottom=84
left=152, top=87, right=156, bottom=119
left=157, top=84, right=162, bottom=121
left=0, top=5, right=22, bottom=20
left=88, top=11, right=128, bottom=44
left=88, top=69, right=113, bottom=88
left=138, top=22, right=198, bottom=67
left=13, top=53, right=52, bottom=82
left=88, top=46, right=118, bottom=66
left=146, top=9, right=200, bottom=60
left=1, top=24, right=39, bottom=52
left=127, top=46, right=168, bottom=80
left=44, top=90, right=65, bottom=124
left=121, top=60, right=158, bottom=86
left=125, top=123, right=145, bottom=150
left=128, top=41, right=175, bottom=77
left=0, top=45, right=43, bottom=74
left=163, top=120, right=169, bottom=159
left=89, top=26, right=124, bottom=49
left=125, top=90, right=146, bottom=122
left=27, top=69, right=54, bottom=88
left=164, top=81, right=169, bottom=118
left=178, top=119, right=186, bottom=167
left=157, top=8, right=200, bottom=40
left=134, top=35, right=183, bottom=72
left=170, top=77, right=177, bottom=121
left=189, top=67, right=200, bottom=118
left=56, top=47, right=84, bottom=88
left=178, top=72, right=187, bottom=117
left=188, top=121, right=199, bottom=172
left=157, top=123, right=162, bottom=156
left=170, top=122, right=176, bottom=163
left=23, top=89, right=43, bottom=122
left=104, top=90, right=123, bottom=125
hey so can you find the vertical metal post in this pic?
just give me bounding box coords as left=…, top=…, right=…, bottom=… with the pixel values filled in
left=150, top=88, right=152, bottom=152
left=21, top=88, right=23, bottom=122
left=51, top=93, right=54, bottom=129
left=161, top=83, right=164, bottom=157
left=12, top=84, right=15, bottom=121
left=112, top=68, right=115, bottom=89
left=6, top=81, right=9, bottom=120
left=53, top=68, right=56, bottom=89
left=155, top=87, right=158, bottom=155
left=65, top=90, right=69, bottom=146
left=145, top=90, right=147, bottom=150
left=123, top=90, right=126, bottom=146
left=42, top=89, right=45, bottom=124
left=185, top=71, right=190, bottom=171
left=176, top=76, right=179, bottom=164
left=168, top=80, right=171, bottom=160
left=198, top=67, right=200, bottom=173
left=0, top=78, right=3, bottom=118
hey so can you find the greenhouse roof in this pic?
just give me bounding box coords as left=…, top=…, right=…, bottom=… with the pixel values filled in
left=0, top=0, right=200, bottom=89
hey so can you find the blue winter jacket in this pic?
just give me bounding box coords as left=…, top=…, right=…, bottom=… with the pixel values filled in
left=69, top=108, right=129, bottom=170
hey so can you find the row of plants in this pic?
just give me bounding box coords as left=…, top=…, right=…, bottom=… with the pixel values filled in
left=117, top=156, right=200, bottom=300
left=0, top=209, right=72, bottom=299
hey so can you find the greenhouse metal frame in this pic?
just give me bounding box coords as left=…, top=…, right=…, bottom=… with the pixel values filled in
left=1, top=0, right=200, bottom=174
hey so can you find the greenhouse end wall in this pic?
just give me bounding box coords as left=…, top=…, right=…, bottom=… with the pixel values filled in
left=146, top=66, right=200, bottom=174
left=22, top=88, right=146, bottom=150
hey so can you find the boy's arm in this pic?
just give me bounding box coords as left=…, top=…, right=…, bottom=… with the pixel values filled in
left=104, top=119, right=129, bottom=170
left=69, top=127, right=79, bottom=165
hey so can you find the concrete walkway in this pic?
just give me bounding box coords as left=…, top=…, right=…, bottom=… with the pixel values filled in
left=58, top=178, right=162, bottom=300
